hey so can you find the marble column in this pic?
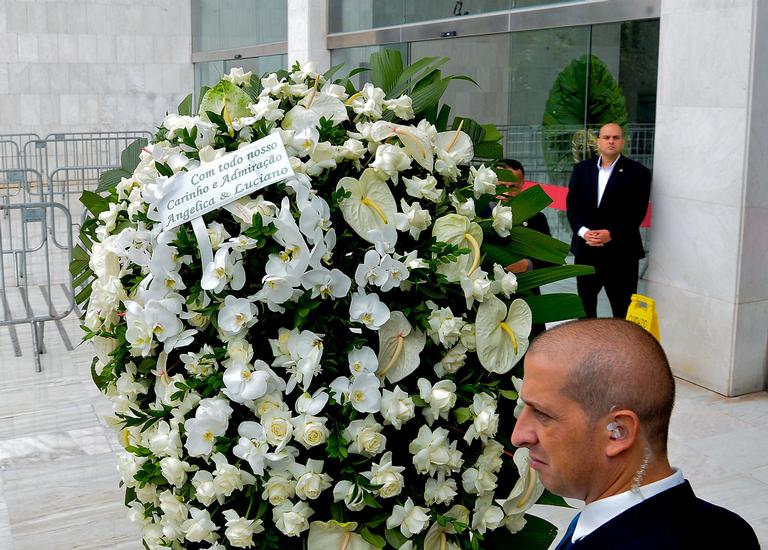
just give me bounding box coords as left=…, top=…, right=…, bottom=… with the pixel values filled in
left=648, top=0, right=768, bottom=395
left=287, top=0, right=330, bottom=72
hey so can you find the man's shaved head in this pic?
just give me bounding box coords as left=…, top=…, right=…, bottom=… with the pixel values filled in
left=528, top=319, right=675, bottom=452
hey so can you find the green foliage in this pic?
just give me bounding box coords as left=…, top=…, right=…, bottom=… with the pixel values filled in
left=96, top=137, right=148, bottom=193
left=542, top=54, right=630, bottom=183
left=516, top=264, right=595, bottom=292
left=524, top=293, right=587, bottom=324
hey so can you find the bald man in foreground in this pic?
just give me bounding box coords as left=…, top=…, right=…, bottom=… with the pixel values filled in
left=512, top=319, right=759, bottom=549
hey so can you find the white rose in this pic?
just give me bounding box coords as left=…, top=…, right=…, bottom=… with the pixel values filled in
left=333, top=480, right=366, bottom=511
left=403, top=174, right=443, bottom=202
left=343, top=415, right=387, bottom=457
left=380, top=386, right=416, bottom=429
left=364, top=451, right=405, bottom=499
left=370, top=143, right=411, bottom=182
left=386, top=497, right=430, bottom=538
left=450, top=193, right=476, bottom=219
left=262, top=409, right=293, bottom=449
left=263, top=474, right=296, bottom=506
left=461, top=467, right=498, bottom=496
left=158, top=490, right=189, bottom=524
left=192, top=470, right=218, bottom=506
left=434, top=343, right=467, bottom=377
left=424, top=473, right=458, bottom=505
left=295, top=470, right=332, bottom=500
left=160, top=456, right=192, bottom=487
left=464, top=393, right=499, bottom=444
left=223, top=509, right=264, bottom=548
left=182, top=507, right=219, bottom=543
left=460, top=322, right=476, bottom=351
left=491, top=204, right=513, bottom=237
left=469, top=165, right=498, bottom=198
left=417, top=378, right=457, bottom=425
left=273, top=501, right=313, bottom=537
left=292, top=415, right=329, bottom=449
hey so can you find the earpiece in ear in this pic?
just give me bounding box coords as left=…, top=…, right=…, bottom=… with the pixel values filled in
left=607, top=421, right=624, bottom=440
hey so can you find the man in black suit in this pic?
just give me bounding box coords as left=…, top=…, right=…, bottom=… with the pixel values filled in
left=496, top=159, right=552, bottom=274
left=511, top=319, right=759, bottom=549
left=566, top=124, right=651, bottom=317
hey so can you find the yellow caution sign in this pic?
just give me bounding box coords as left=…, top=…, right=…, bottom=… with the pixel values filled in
left=626, top=293, right=660, bottom=341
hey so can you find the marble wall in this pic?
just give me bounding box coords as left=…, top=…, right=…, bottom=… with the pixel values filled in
left=0, top=0, right=193, bottom=136
left=649, top=0, right=768, bottom=395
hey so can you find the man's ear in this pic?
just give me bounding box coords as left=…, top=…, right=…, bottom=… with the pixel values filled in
left=604, top=410, right=640, bottom=457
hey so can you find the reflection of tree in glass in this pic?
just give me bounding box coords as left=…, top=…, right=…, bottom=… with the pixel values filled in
left=541, top=54, right=629, bottom=184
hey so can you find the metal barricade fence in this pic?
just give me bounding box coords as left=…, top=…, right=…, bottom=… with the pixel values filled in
left=43, top=130, right=152, bottom=142
left=1, top=168, right=45, bottom=219
left=23, top=135, right=144, bottom=178
left=0, top=201, right=74, bottom=372
left=48, top=165, right=117, bottom=248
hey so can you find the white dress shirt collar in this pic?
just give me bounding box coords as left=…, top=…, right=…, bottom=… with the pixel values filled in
left=596, top=154, right=621, bottom=207
left=573, top=468, right=685, bottom=542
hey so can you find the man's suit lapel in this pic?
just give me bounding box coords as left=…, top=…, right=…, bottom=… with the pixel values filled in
left=586, top=160, right=599, bottom=210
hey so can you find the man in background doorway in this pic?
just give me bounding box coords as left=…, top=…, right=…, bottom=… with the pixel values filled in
left=566, top=123, right=651, bottom=318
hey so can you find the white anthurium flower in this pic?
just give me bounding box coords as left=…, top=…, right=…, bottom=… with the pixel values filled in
left=347, top=372, right=382, bottom=413
left=380, top=385, right=416, bottom=429
left=395, top=199, right=432, bottom=240
left=223, top=359, right=277, bottom=404
left=469, top=164, right=499, bottom=199
left=301, top=267, right=352, bottom=300
left=307, top=520, right=375, bottom=550
left=349, top=82, right=386, bottom=120
left=370, top=120, right=432, bottom=171
left=386, top=497, right=430, bottom=538
left=248, top=96, right=285, bottom=123
left=348, top=346, right=378, bottom=376
left=377, top=311, right=426, bottom=383
left=337, top=168, right=397, bottom=244
left=501, top=447, right=545, bottom=517
left=423, top=521, right=461, bottom=550
left=298, top=89, right=348, bottom=125
left=349, top=290, right=390, bottom=330
left=272, top=500, right=314, bottom=537
left=434, top=126, right=473, bottom=182
left=475, top=295, right=532, bottom=374
left=417, top=378, right=458, bottom=426
left=222, top=67, right=252, bottom=86
left=223, top=509, right=264, bottom=548
left=491, top=264, right=518, bottom=298
left=432, top=214, right=484, bottom=282
left=354, top=249, right=387, bottom=289
left=370, top=143, right=412, bottom=184
left=491, top=203, right=514, bottom=237
left=403, top=173, right=443, bottom=202
left=463, top=393, right=499, bottom=443
left=202, top=247, right=246, bottom=293
left=218, top=295, right=257, bottom=336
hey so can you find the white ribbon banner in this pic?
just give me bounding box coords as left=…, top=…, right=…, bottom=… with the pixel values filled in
left=159, top=132, right=294, bottom=231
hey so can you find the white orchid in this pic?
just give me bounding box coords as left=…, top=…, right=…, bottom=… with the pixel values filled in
left=349, top=290, right=390, bottom=330
left=201, top=247, right=246, bottom=292
left=217, top=295, right=257, bottom=336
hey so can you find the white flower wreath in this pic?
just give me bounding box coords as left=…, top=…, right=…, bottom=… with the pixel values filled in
left=75, top=53, right=585, bottom=550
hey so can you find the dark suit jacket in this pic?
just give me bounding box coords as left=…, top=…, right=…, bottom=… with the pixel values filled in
left=566, top=155, right=651, bottom=260
left=561, top=481, right=760, bottom=549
